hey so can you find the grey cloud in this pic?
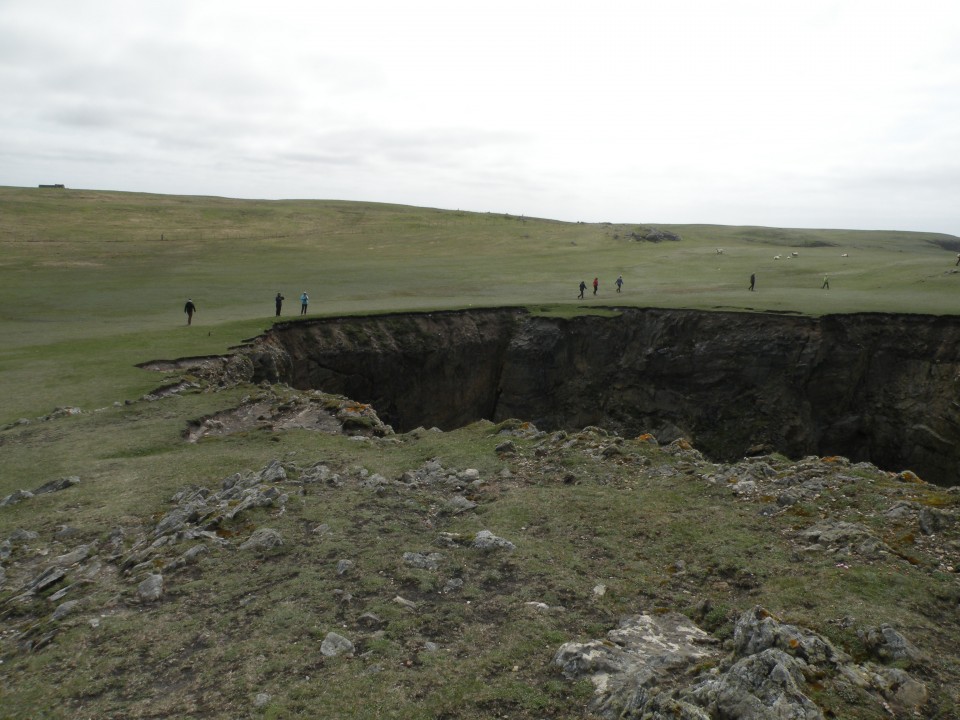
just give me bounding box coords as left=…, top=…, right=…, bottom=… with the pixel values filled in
left=275, top=150, right=368, bottom=168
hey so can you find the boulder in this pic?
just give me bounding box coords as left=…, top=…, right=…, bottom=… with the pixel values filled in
left=137, top=574, right=163, bottom=602
left=858, top=625, right=926, bottom=662
left=32, top=476, right=80, bottom=495
left=53, top=544, right=93, bottom=567
left=403, top=552, right=444, bottom=570
left=320, top=632, right=354, bottom=657
left=733, top=606, right=848, bottom=666
left=239, top=528, right=283, bottom=551
left=685, top=648, right=823, bottom=719
left=52, top=600, right=81, bottom=621
left=555, top=611, right=720, bottom=718
left=0, top=490, right=34, bottom=507
left=472, top=530, right=515, bottom=552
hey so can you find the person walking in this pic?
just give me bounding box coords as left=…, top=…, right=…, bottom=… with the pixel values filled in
left=821, top=274, right=830, bottom=289
left=300, top=291, right=309, bottom=315
left=183, top=298, right=196, bottom=325
left=592, top=277, right=599, bottom=295
left=749, top=273, right=756, bottom=291
left=275, top=292, right=285, bottom=317
left=616, top=275, right=623, bottom=293
left=578, top=280, right=586, bottom=299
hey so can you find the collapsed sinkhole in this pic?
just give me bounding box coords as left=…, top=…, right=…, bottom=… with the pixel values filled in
left=224, top=307, right=960, bottom=486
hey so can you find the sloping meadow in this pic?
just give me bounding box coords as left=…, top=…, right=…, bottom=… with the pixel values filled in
left=1, top=382, right=959, bottom=718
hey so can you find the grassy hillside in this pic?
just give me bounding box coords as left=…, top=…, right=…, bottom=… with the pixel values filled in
left=1, top=187, right=959, bottom=719
left=1, top=186, right=958, bottom=424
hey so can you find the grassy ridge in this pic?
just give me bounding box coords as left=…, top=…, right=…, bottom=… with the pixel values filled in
left=2, top=185, right=957, bottom=482
left=1, top=185, right=958, bottom=422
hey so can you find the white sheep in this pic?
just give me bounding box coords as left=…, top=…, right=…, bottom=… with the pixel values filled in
left=773, top=255, right=781, bottom=260
left=716, top=248, right=724, bottom=255
left=841, top=253, right=849, bottom=257
left=791, top=251, right=799, bottom=257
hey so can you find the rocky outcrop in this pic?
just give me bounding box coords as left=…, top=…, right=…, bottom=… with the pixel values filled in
left=242, top=310, right=521, bottom=432
left=222, top=308, right=960, bottom=486
left=3, top=409, right=954, bottom=717
left=556, top=606, right=929, bottom=719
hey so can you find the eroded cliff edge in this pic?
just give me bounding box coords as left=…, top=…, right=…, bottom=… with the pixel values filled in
left=235, top=307, right=960, bottom=486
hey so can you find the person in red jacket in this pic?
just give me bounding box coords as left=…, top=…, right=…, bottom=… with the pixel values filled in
left=592, top=277, right=599, bottom=295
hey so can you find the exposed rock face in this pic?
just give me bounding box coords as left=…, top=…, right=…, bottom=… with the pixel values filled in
left=244, top=310, right=521, bottom=432
left=556, top=606, right=929, bottom=719
left=228, top=308, right=960, bottom=485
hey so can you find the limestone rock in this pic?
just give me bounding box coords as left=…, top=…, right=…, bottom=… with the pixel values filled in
left=8, top=529, right=39, bottom=543
left=403, top=551, right=444, bottom=570
left=472, top=530, right=515, bottom=552
left=555, top=611, right=720, bottom=718
left=685, top=647, right=823, bottom=719
left=239, top=528, right=283, bottom=551
left=733, top=606, right=849, bottom=666
left=858, top=624, right=926, bottom=662
left=137, top=574, right=163, bottom=602
left=0, top=490, right=34, bottom=507
left=27, top=566, right=67, bottom=593
left=53, top=544, right=93, bottom=567
left=358, top=613, right=384, bottom=629
left=393, top=595, right=417, bottom=611
left=32, top=476, right=80, bottom=495
left=257, top=459, right=287, bottom=483
left=320, top=631, right=354, bottom=657
left=446, top=495, right=478, bottom=513
left=52, top=600, right=81, bottom=621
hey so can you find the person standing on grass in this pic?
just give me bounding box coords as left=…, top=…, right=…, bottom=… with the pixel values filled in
left=300, top=291, right=309, bottom=315
left=593, top=277, right=599, bottom=295
left=822, top=274, right=830, bottom=289
left=183, top=298, right=196, bottom=325
left=578, top=280, right=586, bottom=299
left=616, top=275, right=623, bottom=293
left=749, top=273, right=756, bottom=291
left=275, top=292, right=285, bottom=317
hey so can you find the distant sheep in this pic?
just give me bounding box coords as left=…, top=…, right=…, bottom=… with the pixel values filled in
left=716, top=248, right=724, bottom=255
left=841, top=253, right=849, bottom=257
left=791, top=251, right=799, bottom=257
left=773, top=255, right=782, bottom=260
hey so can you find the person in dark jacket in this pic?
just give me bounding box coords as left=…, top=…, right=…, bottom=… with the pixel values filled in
left=184, top=299, right=196, bottom=325
left=275, top=292, right=285, bottom=317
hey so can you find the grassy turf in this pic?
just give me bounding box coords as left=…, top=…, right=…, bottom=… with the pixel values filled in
left=2, top=188, right=960, bottom=718
left=2, top=186, right=958, bottom=423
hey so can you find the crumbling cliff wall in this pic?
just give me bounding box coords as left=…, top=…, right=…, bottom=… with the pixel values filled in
left=237, top=308, right=960, bottom=485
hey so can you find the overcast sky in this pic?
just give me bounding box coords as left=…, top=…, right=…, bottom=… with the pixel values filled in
left=2, top=1, right=959, bottom=234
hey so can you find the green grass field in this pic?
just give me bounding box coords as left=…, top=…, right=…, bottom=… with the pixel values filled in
left=3, top=187, right=960, bottom=719
left=2, top=185, right=958, bottom=424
